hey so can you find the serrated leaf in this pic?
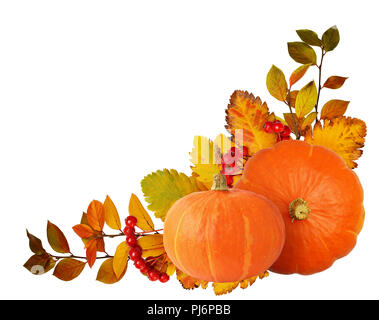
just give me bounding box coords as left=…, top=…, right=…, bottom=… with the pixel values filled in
left=176, top=269, right=208, bottom=290
left=212, top=281, right=239, bottom=295
left=104, top=196, right=121, bottom=230
left=26, top=230, right=45, bottom=255
left=295, top=81, right=318, bottom=118
left=323, top=76, right=348, bottom=89
left=53, top=258, right=86, bottom=281
left=141, top=169, right=207, bottom=221
left=128, top=194, right=155, bottom=231
left=225, top=90, right=277, bottom=154
left=87, top=200, right=105, bottom=232
left=321, top=100, right=349, bottom=120
left=322, top=25, right=340, bottom=52
left=289, top=64, right=312, bottom=87
left=296, top=29, right=322, bottom=46
left=266, top=65, right=288, bottom=101
left=47, top=221, right=70, bottom=254
left=113, top=242, right=129, bottom=279
left=305, top=116, right=366, bottom=168
left=287, top=42, right=317, bottom=65
left=97, top=258, right=126, bottom=284
left=137, top=234, right=165, bottom=258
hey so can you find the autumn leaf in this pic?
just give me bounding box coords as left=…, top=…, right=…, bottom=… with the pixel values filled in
left=287, top=90, right=299, bottom=108
left=296, top=29, right=322, bottom=46
left=53, top=258, right=86, bottom=281
left=47, top=221, right=70, bottom=254
left=85, top=238, right=97, bottom=268
left=295, top=81, right=317, bottom=118
left=212, top=282, right=239, bottom=296
left=287, top=42, right=317, bottom=65
left=97, top=258, right=126, bottom=284
left=323, top=76, right=348, bottom=89
left=166, top=263, right=176, bottom=276
left=104, top=196, right=121, bottom=230
left=26, top=230, right=45, bottom=255
left=301, top=112, right=318, bottom=131
left=266, top=65, right=288, bottom=101
left=284, top=113, right=301, bottom=134
left=305, top=116, right=367, bottom=168
left=87, top=200, right=105, bottom=232
left=289, top=64, right=312, bottom=87
left=138, top=234, right=165, bottom=258
left=24, top=253, right=56, bottom=275
left=225, top=90, right=277, bottom=155
left=322, top=25, right=340, bottom=52
left=176, top=269, right=208, bottom=290
left=72, top=224, right=94, bottom=239
left=129, top=193, right=155, bottom=231
left=113, top=241, right=130, bottom=279
left=321, top=100, right=349, bottom=120
left=141, top=169, right=207, bottom=221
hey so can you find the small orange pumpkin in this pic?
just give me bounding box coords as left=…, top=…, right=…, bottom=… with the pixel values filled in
left=163, top=173, right=285, bottom=282
left=235, top=140, right=365, bottom=275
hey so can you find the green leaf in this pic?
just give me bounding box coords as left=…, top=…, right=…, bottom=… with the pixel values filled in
left=322, top=26, right=340, bottom=52
left=26, top=229, right=45, bottom=255
left=47, top=221, right=71, bottom=254
left=287, top=42, right=317, bottom=65
left=296, top=29, right=322, bottom=46
left=295, top=81, right=318, bottom=118
left=266, top=65, right=288, bottom=101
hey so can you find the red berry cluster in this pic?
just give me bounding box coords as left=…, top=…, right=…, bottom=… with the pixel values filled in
left=123, top=216, right=169, bottom=283
left=221, top=146, right=248, bottom=188
left=264, top=120, right=291, bottom=142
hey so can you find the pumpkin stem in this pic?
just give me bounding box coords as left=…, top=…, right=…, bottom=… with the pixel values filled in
left=211, top=173, right=229, bottom=191
left=289, top=198, right=310, bottom=221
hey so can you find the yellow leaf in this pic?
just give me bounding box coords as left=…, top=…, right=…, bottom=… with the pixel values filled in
left=301, top=112, right=318, bottom=131
left=295, top=81, right=318, bottom=118
left=141, top=169, right=207, bottom=221
left=239, top=276, right=258, bottom=289
left=305, top=116, right=367, bottom=168
left=128, top=194, right=154, bottom=231
left=166, top=263, right=176, bottom=276
left=176, top=269, right=208, bottom=290
left=113, top=241, right=129, bottom=279
left=103, top=196, right=121, bottom=230
left=97, top=258, right=126, bottom=284
left=225, top=90, right=277, bottom=154
left=212, top=282, right=239, bottom=296
left=266, top=65, right=288, bottom=101
left=138, top=234, right=165, bottom=258
left=320, top=100, right=349, bottom=120
left=289, top=63, right=312, bottom=87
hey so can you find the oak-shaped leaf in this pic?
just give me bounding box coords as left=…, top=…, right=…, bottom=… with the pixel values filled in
left=225, top=90, right=277, bottom=154
left=322, top=25, right=340, bottom=52
left=295, top=81, right=318, bottom=118
left=24, top=253, right=56, bottom=275
left=176, top=269, right=208, bottom=290
left=26, top=230, right=45, bottom=255
left=296, top=29, right=322, bottom=46
left=104, top=196, right=121, bottom=230
left=266, top=65, right=288, bottom=101
left=113, top=241, right=130, bottom=279
left=305, top=116, right=366, bottom=168
left=321, top=100, right=349, bottom=120
left=97, top=258, right=126, bottom=284
left=141, top=169, right=207, bottom=221
left=323, top=76, right=348, bottom=89
left=53, top=258, right=86, bottom=281
left=287, top=42, right=317, bottom=65
left=289, top=64, right=312, bottom=87
left=47, top=221, right=70, bottom=254
left=137, top=234, right=165, bottom=258
left=128, top=193, right=155, bottom=231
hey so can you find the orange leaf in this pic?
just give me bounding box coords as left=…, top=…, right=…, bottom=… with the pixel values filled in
left=104, top=196, right=122, bottom=230
left=323, top=76, right=348, bottom=89
left=97, top=258, right=126, bottom=284
left=287, top=90, right=299, bottom=108
left=176, top=269, right=208, bottom=290
left=225, top=90, right=277, bottom=154
left=87, top=200, right=105, bottom=232
left=289, top=64, right=312, bottom=87
left=96, top=238, right=106, bottom=253
left=320, top=100, right=349, bottom=120
left=128, top=194, right=155, bottom=231
left=53, top=258, right=86, bottom=281
left=113, top=242, right=130, bottom=279
left=47, top=221, right=70, bottom=254
left=301, top=112, right=317, bottom=131
left=72, top=224, right=94, bottom=239
left=85, top=238, right=97, bottom=268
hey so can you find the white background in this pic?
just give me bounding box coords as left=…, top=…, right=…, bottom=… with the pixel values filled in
left=1, top=0, right=378, bottom=300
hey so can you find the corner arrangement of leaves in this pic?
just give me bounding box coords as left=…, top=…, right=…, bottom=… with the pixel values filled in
left=24, top=26, right=367, bottom=295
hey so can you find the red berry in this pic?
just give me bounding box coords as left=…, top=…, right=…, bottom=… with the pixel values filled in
left=125, top=215, right=138, bottom=227
left=148, top=269, right=160, bottom=281
left=123, top=226, right=135, bottom=236
left=276, top=135, right=282, bottom=142
left=272, top=122, right=284, bottom=133
left=140, top=265, right=150, bottom=274
left=264, top=121, right=273, bottom=133
left=159, top=273, right=170, bottom=283
left=225, top=175, right=233, bottom=187
left=281, top=125, right=291, bottom=137
left=242, top=146, right=248, bottom=157
left=129, top=246, right=142, bottom=261
left=126, top=235, right=137, bottom=247
left=134, top=257, right=146, bottom=269
left=281, top=136, right=291, bottom=141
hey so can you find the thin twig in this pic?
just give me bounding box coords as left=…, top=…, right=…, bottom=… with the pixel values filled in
left=315, top=47, right=326, bottom=121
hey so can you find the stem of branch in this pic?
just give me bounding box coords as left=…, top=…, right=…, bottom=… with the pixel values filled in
left=286, top=88, right=300, bottom=139
left=315, top=48, right=326, bottom=121
left=50, top=253, right=113, bottom=261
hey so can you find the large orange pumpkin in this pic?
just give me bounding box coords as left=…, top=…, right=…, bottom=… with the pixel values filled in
left=163, top=173, right=285, bottom=282
left=235, top=140, right=365, bottom=275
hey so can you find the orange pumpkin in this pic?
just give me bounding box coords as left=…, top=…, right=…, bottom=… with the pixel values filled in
left=235, top=140, right=365, bottom=275
left=163, top=173, right=285, bottom=282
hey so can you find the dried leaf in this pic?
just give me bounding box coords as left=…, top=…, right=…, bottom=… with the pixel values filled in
left=283, top=113, right=301, bottom=134
left=322, top=25, right=340, bottom=52
left=53, top=258, right=86, bottom=281
left=225, top=90, right=277, bottom=154
left=72, top=224, right=94, bottom=239
left=141, top=169, right=207, bottom=221
left=289, top=64, right=312, bottom=87
left=301, top=112, right=318, bottom=131
left=103, top=196, right=121, bottom=230
left=24, top=254, right=55, bottom=275
left=266, top=65, right=288, bottom=101
left=138, top=234, right=165, bottom=258
left=296, top=29, right=322, bottom=46
left=47, top=221, right=70, bottom=254
left=287, top=90, right=299, bottom=108
left=87, top=200, right=105, bottom=232
left=321, top=100, right=349, bottom=120
left=295, top=81, right=317, bottom=118
left=323, top=76, right=348, bottom=89
left=97, top=258, right=126, bottom=284
left=85, top=238, right=97, bottom=268
left=113, top=241, right=129, bottom=279
left=128, top=194, right=155, bottom=231
left=212, top=282, right=239, bottom=295
left=26, top=230, right=45, bottom=255
left=287, top=42, right=317, bottom=65
left=305, top=116, right=367, bottom=168
left=176, top=269, right=208, bottom=290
